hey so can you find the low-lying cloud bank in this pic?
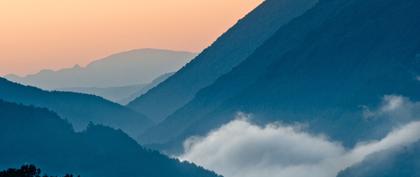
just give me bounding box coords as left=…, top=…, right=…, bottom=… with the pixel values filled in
left=179, top=96, right=420, bottom=177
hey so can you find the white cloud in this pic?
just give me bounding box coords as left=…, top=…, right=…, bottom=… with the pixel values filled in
left=179, top=115, right=420, bottom=177
left=381, top=95, right=405, bottom=112
left=362, top=95, right=420, bottom=121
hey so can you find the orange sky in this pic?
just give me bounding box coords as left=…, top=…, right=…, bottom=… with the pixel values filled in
left=0, top=0, right=262, bottom=76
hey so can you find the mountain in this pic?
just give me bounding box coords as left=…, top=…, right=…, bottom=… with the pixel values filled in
left=0, top=100, right=220, bottom=177
left=139, top=0, right=420, bottom=151
left=58, top=84, right=146, bottom=105
left=128, top=0, right=319, bottom=123
left=337, top=141, right=420, bottom=177
left=5, top=48, right=195, bottom=89
left=119, top=72, right=174, bottom=104
left=0, top=78, right=152, bottom=138
left=59, top=72, right=174, bottom=105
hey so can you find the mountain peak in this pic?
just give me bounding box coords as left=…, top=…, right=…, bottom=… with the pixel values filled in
left=73, top=64, right=82, bottom=69
left=5, top=48, right=195, bottom=89
left=128, top=0, right=320, bottom=123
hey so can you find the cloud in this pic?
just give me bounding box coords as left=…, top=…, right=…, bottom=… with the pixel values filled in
left=362, top=95, right=420, bottom=122
left=179, top=114, right=420, bottom=177
left=381, top=95, right=405, bottom=112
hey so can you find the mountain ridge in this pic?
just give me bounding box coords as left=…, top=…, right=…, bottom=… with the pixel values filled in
left=59, top=72, right=174, bottom=104
left=0, top=77, right=153, bottom=139
left=128, top=0, right=319, bottom=123
left=139, top=0, right=420, bottom=152
left=5, top=48, right=195, bottom=89
left=0, top=99, right=221, bottom=177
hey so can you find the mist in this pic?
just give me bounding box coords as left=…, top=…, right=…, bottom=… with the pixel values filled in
left=180, top=96, right=420, bottom=177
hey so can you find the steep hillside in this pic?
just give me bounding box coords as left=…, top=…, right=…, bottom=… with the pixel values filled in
left=0, top=100, right=220, bottom=177
left=128, top=0, right=319, bottom=122
left=141, top=0, right=420, bottom=150
left=0, top=78, right=152, bottom=138
left=337, top=141, right=420, bottom=177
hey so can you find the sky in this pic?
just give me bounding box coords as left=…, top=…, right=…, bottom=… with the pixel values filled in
left=0, top=0, right=263, bottom=76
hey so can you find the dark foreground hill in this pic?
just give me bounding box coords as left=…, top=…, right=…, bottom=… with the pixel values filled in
left=0, top=100, right=220, bottom=177
left=0, top=78, right=152, bottom=138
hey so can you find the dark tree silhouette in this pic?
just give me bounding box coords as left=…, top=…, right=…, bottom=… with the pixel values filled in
left=0, top=165, right=78, bottom=177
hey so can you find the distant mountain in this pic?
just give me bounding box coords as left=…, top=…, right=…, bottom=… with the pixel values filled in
left=58, top=83, right=146, bottom=105
left=0, top=78, right=152, bottom=138
left=139, top=0, right=420, bottom=151
left=128, top=0, right=319, bottom=123
left=59, top=72, right=174, bottom=105
left=120, top=72, right=174, bottom=105
left=338, top=141, right=420, bottom=177
left=0, top=100, right=220, bottom=177
left=5, top=48, right=196, bottom=89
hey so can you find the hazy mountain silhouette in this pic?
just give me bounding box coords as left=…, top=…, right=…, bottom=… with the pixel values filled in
left=0, top=100, right=220, bottom=177
left=128, top=0, right=319, bottom=123
left=0, top=78, right=152, bottom=138
left=5, top=49, right=195, bottom=89
left=139, top=0, right=420, bottom=151
left=338, top=141, right=420, bottom=177
left=59, top=72, right=174, bottom=105
left=119, top=72, right=174, bottom=104
left=58, top=84, right=146, bottom=105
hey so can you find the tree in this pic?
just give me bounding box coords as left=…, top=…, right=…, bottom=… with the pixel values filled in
left=0, top=165, right=78, bottom=177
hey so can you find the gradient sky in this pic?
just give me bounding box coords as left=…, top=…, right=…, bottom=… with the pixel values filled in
left=0, top=0, right=262, bottom=76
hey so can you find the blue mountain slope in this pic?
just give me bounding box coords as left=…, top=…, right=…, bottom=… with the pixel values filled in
left=139, top=0, right=347, bottom=145
left=128, top=0, right=319, bottom=123
left=337, top=141, right=420, bottom=177
left=0, top=100, right=220, bottom=177
left=141, top=0, right=420, bottom=151
left=0, top=78, right=152, bottom=138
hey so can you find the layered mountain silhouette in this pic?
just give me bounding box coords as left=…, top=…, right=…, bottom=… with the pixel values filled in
left=2, top=0, right=419, bottom=176
left=0, top=100, right=220, bottom=177
left=60, top=72, right=174, bottom=104
left=138, top=0, right=420, bottom=152
left=59, top=83, right=146, bottom=105
left=128, top=0, right=319, bottom=123
left=0, top=78, right=152, bottom=138
left=338, top=141, right=420, bottom=177
left=119, top=72, right=174, bottom=104
left=5, top=48, right=195, bottom=89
